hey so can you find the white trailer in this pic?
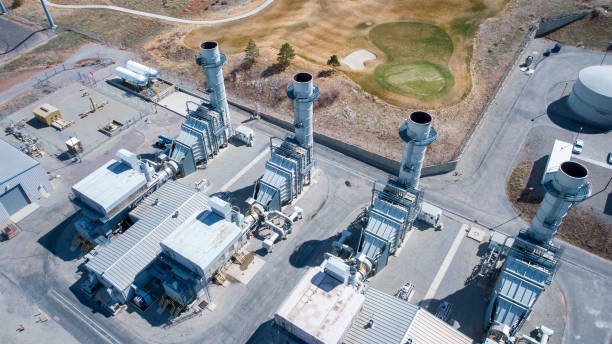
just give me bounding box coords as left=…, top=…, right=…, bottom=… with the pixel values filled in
left=233, top=125, right=254, bottom=147
left=418, top=201, right=443, bottom=230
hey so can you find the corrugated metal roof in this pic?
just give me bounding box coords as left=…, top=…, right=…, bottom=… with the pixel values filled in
left=85, top=181, right=207, bottom=293
left=344, top=287, right=418, bottom=344
left=402, top=309, right=473, bottom=344
left=0, top=139, right=40, bottom=184
left=160, top=209, right=241, bottom=276
left=72, top=159, right=147, bottom=215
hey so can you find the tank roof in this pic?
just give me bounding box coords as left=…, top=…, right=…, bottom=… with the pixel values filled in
left=578, top=65, right=612, bottom=97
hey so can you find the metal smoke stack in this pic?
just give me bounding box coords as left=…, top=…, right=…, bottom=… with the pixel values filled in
left=197, top=41, right=231, bottom=140
left=287, top=73, right=319, bottom=149
left=528, top=161, right=591, bottom=243
left=398, top=111, right=437, bottom=189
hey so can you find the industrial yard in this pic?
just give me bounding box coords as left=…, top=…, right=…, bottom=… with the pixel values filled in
left=0, top=1, right=611, bottom=344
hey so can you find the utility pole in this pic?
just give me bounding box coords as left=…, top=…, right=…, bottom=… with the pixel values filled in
left=40, top=0, right=57, bottom=30
left=0, top=0, right=7, bottom=15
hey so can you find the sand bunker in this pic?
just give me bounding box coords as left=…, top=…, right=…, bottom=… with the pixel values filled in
left=341, top=49, right=376, bottom=71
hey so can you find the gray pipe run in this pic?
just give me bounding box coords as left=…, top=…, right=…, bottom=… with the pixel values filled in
left=528, top=161, right=591, bottom=243
left=287, top=73, right=320, bottom=150
left=40, top=0, right=57, bottom=29
left=197, top=41, right=231, bottom=141
left=398, top=111, right=437, bottom=189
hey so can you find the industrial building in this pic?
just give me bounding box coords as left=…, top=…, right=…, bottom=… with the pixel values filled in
left=357, top=111, right=438, bottom=274
left=253, top=73, right=318, bottom=212
left=82, top=180, right=246, bottom=314
left=567, top=65, right=612, bottom=129
left=72, top=149, right=177, bottom=245
left=274, top=255, right=472, bottom=344
left=480, top=154, right=591, bottom=341
left=0, top=138, right=51, bottom=225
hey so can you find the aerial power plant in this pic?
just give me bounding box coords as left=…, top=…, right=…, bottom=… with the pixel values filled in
left=1, top=4, right=611, bottom=344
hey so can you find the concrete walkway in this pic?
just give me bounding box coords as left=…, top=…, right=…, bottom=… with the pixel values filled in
left=43, top=0, right=274, bottom=24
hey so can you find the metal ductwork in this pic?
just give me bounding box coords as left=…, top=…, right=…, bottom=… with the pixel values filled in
left=287, top=73, right=319, bottom=150
left=197, top=41, right=231, bottom=141
left=398, top=111, right=437, bottom=189
left=528, top=161, right=591, bottom=243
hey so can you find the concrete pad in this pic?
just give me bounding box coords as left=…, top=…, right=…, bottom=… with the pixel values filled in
left=157, top=91, right=204, bottom=117
left=467, top=226, right=487, bottom=243
left=341, top=50, right=376, bottom=71
left=10, top=202, right=40, bottom=223
left=225, top=254, right=266, bottom=285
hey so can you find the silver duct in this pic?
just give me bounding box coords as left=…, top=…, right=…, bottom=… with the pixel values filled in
left=197, top=41, right=231, bottom=140
left=528, top=161, right=591, bottom=243
left=398, top=111, right=437, bottom=189
left=287, top=73, right=319, bottom=150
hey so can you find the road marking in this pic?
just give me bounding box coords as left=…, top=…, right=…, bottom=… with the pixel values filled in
left=573, top=155, right=612, bottom=170
left=423, top=225, right=466, bottom=302
left=49, top=289, right=120, bottom=344
left=219, top=148, right=269, bottom=192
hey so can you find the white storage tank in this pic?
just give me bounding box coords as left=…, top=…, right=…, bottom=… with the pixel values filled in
left=115, top=66, right=148, bottom=87
left=126, top=60, right=159, bottom=78
left=567, top=65, right=612, bottom=129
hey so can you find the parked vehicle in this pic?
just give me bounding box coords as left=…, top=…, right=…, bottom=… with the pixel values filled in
left=572, top=139, right=584, bottom=154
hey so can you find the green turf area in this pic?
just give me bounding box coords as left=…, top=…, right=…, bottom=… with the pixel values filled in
left=369, top=22, right=455, bottom=98
left=374, top=62, right=454, bottom=98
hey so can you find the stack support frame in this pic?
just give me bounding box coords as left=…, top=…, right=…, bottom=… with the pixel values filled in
left=287, top=73, right=319, bottom=183
left=398, top=111, right=437, bottom=190
left=197, top=41, right=231, bottom=142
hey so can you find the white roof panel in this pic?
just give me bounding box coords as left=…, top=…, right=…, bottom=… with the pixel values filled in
left=161, top=209, right=241, bottom=276
left=72, top=159, right=147, bottom=215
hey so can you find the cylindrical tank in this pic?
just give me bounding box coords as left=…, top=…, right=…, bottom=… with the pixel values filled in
left=567, top=65, right=612, bottom=129
left=398, top=111, right=437, bottom=189
left=126, top=60, right=159, bottom=78
left=528, top=161, right=591, bottom=243
left=287, top=73, right=320, bottom=150
left=115, top=66, right=148, bottom=87
left=197, top=41, right=231, bottom=140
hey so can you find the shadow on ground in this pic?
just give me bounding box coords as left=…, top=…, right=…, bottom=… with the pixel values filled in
left=37, top=211, right=83, bottom=262
left=546, top=97, right=609, bottom=134
left=419, top=281, right=487, bottom=341
left=289, top=236, right=336, bottom=268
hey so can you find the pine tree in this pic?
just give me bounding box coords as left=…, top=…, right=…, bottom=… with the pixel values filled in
left=244, top=39, right=259, bottom=63
left=277, top=43, right=296, bottom=67
left=327, top=55, right=340, bottom=67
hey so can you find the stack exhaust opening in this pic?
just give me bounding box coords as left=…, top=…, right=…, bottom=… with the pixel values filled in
left=528, top=161, right=591, bottom=243
left=197, top=41, right=231, bottom=141
left=398, top=111, right=437, bottom=190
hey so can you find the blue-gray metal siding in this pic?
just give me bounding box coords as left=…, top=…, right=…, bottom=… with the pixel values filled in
left=0, top=163, right=51, bottom=225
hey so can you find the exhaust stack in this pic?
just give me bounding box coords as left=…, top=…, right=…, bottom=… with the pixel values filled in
left=398, top=111, right=437, bottom=189
left=197, top=41, right=231, bottom=140
left=287, top=73, right=319, bottom=150
left=528, top=161, right=590, bottom=243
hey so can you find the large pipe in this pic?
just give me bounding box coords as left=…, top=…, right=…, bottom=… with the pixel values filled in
left=40, top=0, right=56, bottom=29
left=197, top=41, right=231, bottom=141
left=528, top=161, right=591, bottom=243
left=287, top=73, right=319, bottom=149
left=0, top=1, right=7, bottom=15
left=398, top=111, right=437, bottom=189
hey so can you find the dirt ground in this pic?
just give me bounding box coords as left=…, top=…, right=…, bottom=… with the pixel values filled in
left=507, top=160, right=612, bottom=260
left=546, top=7, right=612, bottom=51
left=7, top=0, right=611, bottom=165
